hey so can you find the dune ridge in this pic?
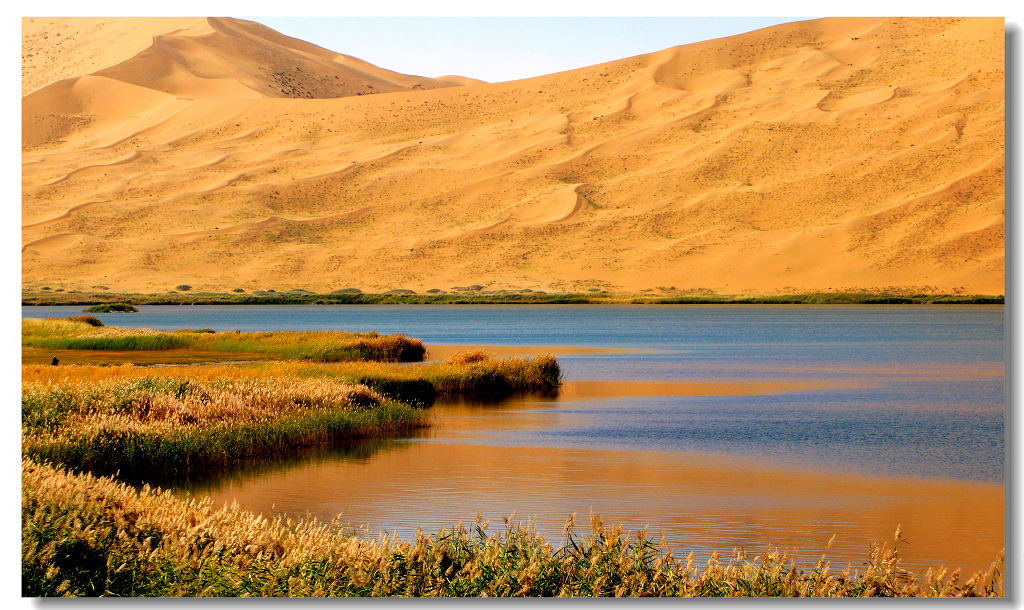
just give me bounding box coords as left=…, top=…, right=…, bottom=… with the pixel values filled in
left=22, top=17, right=1004, bottom=295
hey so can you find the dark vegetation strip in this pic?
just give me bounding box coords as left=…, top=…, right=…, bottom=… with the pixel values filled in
left=22, top=319, right=426, bottom=362
left=22, top=459, right=1003, bottom=597
left=21, top=291, right=1004, bottom=306
left=25, top=334, right=426, bottom=362
left=84, top=303, right=138, bottom=313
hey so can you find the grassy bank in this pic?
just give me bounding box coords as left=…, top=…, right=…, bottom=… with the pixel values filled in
left=22, top=459, right=1003, bottom=597
left=22, top=371, right=426, bottom=483
left=21, top=290, right=1004, bottom=306
left=23, top=318, right=425, bottom=363
left=21, top=351, right=560, bottom=479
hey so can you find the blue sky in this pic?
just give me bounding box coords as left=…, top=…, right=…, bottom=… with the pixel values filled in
left=247, top=17, right=811, bottom=83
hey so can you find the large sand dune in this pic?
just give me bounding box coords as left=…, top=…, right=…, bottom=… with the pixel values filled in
left=22, top=17, right=1004, bottom=295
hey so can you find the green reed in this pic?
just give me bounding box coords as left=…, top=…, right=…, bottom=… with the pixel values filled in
left=22, top=318, right=425, bottom=362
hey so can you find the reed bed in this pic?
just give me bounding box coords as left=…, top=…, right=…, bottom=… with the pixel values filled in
left=22, top=459, right=1003, bottom=598
left=22, top=372, right=425, bottom=482
left=23, top=350, right=561, bottom=407
left=22, top=318, right=425, bottom=362
left=282, top=352, right=561, bottom=404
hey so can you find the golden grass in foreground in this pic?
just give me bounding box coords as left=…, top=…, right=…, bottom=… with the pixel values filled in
left=22, top=318, right=425, bottom=362
left=22, top=459, right=1003, bottom=597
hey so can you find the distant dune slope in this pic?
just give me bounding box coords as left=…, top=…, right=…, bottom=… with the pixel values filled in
left=22, top=17, right=1004, bottom=295
left=22, top=17, right=204, bottom=96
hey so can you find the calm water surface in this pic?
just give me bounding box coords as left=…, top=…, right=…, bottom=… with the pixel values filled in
left=23, top=305, right=1005, bottom=572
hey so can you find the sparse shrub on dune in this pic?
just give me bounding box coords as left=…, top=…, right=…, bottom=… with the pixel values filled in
left=22, top=459, right=1004, bottom=597
left=175, top=285, right=192, bottom=291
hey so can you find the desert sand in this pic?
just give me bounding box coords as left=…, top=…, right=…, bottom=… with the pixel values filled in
left=22, top=17, right=1004, bottom=295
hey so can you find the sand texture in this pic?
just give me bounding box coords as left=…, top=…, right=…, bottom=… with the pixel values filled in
left=22, top=17, right=1004, bottom=295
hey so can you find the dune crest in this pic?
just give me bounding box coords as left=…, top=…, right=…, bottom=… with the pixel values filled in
left=22, top=17, right=1004, bottom=295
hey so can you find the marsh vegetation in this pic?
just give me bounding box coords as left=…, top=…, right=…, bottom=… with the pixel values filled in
left=20, top=341, right=561, bottom=480
left=23, top=460, right=1003, bottom=597
left=22, top=318, right=425, bottom=363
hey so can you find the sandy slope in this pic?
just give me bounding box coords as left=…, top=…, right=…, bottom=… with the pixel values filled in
left=22, top=17, right=1004, bottom=295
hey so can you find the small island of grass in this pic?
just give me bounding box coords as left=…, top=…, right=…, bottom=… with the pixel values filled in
left=84, top=303, right=138, bottom=313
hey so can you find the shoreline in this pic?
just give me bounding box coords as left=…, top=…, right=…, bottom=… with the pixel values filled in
left=21, top=290, right=1005, bottom=306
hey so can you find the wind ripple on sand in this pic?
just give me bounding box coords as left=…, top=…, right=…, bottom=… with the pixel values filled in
left=21, top=16, right=1005, bottom=294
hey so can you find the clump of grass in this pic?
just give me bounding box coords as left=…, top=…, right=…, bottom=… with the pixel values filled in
left=22, top=372, right=425, bottom=483
left=447, top=350, right=490, bottom=365
left=83, top=303, right=137, bottom=313
left=425, top=352, right=561, bottom=397
left=272, top=352, right=561, bottom=404
left=22, top=319, right=425, bottom=363
left=175, top=285, right=192, bottom=291
left=22, top=459, right=1004, bottom=597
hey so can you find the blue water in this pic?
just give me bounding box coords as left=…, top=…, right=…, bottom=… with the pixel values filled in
left=24, top=304, right=1004, bottom=482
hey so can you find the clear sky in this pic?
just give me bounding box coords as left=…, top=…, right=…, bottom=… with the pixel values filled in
left=247, top=17, right=812, bottom=83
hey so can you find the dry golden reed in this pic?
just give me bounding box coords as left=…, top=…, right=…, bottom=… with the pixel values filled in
left=22, top=368, right=426, bottom=482
left=22, top=459, right=1003, bottom=597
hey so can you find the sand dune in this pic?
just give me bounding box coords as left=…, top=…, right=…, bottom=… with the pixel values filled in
left=22, top=17, right=1004, bottom=295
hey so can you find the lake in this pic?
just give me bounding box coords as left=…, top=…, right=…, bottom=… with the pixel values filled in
left=22, top=304, right=1005, bottom=573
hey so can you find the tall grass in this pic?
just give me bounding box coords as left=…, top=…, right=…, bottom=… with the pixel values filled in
left=22, top=350, right=562, bottom=408
left=22, top=373, right=426, bottom=483
left=281, top=352, right=561, bottom=404
left=21, top=352, right=559, bottom=479
left=22, top=318, right=425, bottom=362
left=22, top=459, right=1003, bottom=597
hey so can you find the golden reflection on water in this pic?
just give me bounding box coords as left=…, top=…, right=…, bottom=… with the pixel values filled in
left=424, top=344, right=652, bottom=361
left=195, top=439, right=1003, bottom=574
left=187, top=375, right=1004, bottom=575
left=553, top=379, right=855, bottom=399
